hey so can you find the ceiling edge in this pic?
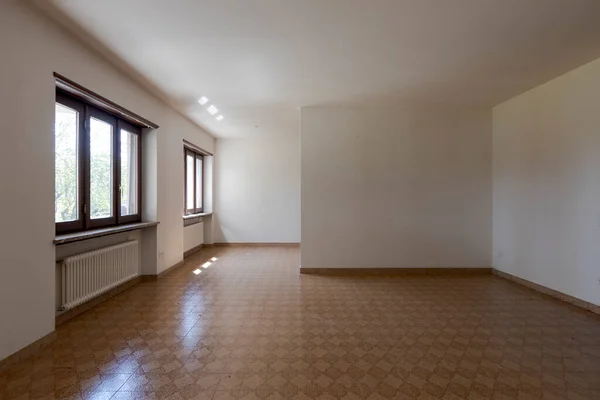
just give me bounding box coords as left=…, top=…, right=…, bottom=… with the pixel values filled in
left=27, top=0, right=216, bottom=140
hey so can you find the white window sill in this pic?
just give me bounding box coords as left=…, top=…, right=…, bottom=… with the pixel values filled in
left=183, top=212, right=212, bottom=220
left=54, top=221, right=159, bottom=245
left=183, top=213, right=211, bottom=227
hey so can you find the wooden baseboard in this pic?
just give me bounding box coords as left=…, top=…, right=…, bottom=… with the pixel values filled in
left=0, top=331, right=56, bottom=373
left=300, top=267, right=492, bottom=276
left=56, top=276, right=142, bottom=326
left=160, top=259, right=185, bottom=277
left=493, top=269, right=600, bottom=316
left=184, top=243, right=203, bottom=258
left=214, top=242, right=300, bottom=247
left=142, top=259, right=186, bottom=282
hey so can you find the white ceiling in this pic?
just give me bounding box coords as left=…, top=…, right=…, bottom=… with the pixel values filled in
left=45, top=0, right=600, bottom=138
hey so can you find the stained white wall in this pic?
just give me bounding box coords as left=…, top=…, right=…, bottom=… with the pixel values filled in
left=0, top=1, right=213, bottom=360
left=493, top=57, right=600, bottom=306
left=301, top=106, right=492, bottom=268
left=214, top=135, right=301, bottom=243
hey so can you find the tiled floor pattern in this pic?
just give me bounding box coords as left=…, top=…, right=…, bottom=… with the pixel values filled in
left=1, top=246, right=600, bottom=400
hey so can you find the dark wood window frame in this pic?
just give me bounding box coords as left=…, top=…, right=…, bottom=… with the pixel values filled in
left=184, top=148, right=204, bottom=215
left=55, top=89, right=143, bottom=234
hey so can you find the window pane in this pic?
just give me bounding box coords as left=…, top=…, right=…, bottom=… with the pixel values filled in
left=120, top=130, right=138, bottom=216
left=55, top=103, right=79, bottom=223
left=186, top=153, right=194, bottom=210
left=196, top=157, right=203, bottom=209
left=90, top=117, right=113, bottom=219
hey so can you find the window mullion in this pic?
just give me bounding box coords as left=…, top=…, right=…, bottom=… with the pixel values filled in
left=184, top=149, right=186, bottom=214
left=193, top=153, right=197, bottom=214
left=115, top=123, right=121, bottom=225
left=79, top=104, right=88, bottom=230
left=83, top=106, right=91, bottom=230
left=197, top=154, right=203, bottom=213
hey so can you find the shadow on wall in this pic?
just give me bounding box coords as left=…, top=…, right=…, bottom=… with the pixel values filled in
left=304, top=226, right=491, bottom=268
left=212, top=214, right=229, bottom=243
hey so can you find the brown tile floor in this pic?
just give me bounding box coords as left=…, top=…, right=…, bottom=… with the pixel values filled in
left=2, top=246, right=600, bottom=400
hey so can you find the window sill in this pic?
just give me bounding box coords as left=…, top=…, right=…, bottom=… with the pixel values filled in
left=54, top=221, right=159, bottom=245
left=183, top=212, right=212, bottom=220
left=183, top=213, right=211, bottom=227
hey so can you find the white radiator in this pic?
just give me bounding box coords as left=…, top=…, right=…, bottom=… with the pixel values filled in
left=60, top=240, right=139, bottom=311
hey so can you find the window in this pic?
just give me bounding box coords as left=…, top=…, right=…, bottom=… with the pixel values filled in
left=184, top=148, right=204, bottom=215
left=55, top=90, right=142, bottom=233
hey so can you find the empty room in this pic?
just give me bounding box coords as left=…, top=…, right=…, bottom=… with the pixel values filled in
left=2, top=0, right=600, bottom=399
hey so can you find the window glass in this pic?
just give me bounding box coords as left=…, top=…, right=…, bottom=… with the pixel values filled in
left=55, top=103, right=79, bottom=222
left=186, top=153, right=195, bottom=210
left=196, top=156, right=203, bottom=209
left=89, top=117, right=113, bottom=219
left=120, top=130, right=138, bottom=216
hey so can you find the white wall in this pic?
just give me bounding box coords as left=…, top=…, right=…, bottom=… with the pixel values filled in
left=0, top=0, right=214, bottom=360
left=157, top=123, right=213, bottom=272
left=493, top=57, right=600, bottom=307
left=184, top=222, right=204, bottom=253
left=214, top=134, right=301, bottom=243
left=301, top=106, right=492, bottom=268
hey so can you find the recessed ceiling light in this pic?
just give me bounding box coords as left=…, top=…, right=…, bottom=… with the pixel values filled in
left=216, top=115, right=224, bottom=121
left=198, top=96, right=209, bottom=105
left=207, top=105, right=218, bottom=115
